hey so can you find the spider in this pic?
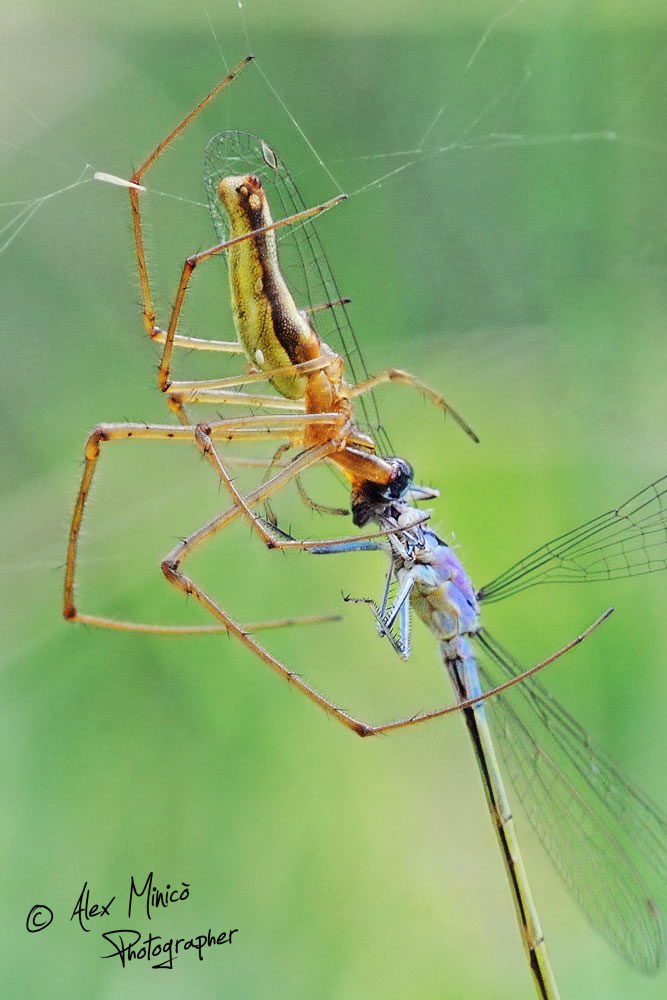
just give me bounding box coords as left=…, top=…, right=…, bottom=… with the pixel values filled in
left=63, top=55, right=517, bottom=739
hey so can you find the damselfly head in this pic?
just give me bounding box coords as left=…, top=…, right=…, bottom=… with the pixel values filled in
left=350, top=458, right=414, bottom=526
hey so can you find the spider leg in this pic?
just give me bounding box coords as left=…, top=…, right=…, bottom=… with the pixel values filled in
left=190, top=424, right=418, bottom=562
left=295, top=474, right=349, bottom=518
left=64, top=412, right=339, bottom=625
left=149, top=328, right=245, bottom=355
left=158, top=453, right=558, bottom=736
left=259, top=441, right=294, bottom=526
left=70, top=613, right=341, bottom=636
left=160, top=513, right=605, bottom=736
left=348, top=367, right=479, bottom=444
left=158, top=556, right=375, bottom=736
left=65, top=412, right=543, bottom=733
left=164, top=355, right=329, bottom=419
left=128, top=55, right=253, bottom=346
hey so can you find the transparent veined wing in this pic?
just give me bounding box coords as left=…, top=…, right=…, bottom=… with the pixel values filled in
left=203, top=129, right=392, bottom=454
left=478, top=476, right=667, bottom=604
left=472, top=627, right=667, bottom=973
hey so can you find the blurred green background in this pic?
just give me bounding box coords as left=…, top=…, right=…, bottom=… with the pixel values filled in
left=2, top=0, right=666, bottom=997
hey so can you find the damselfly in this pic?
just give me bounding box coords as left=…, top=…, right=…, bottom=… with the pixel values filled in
left=310, top=475, right=667, bottom=996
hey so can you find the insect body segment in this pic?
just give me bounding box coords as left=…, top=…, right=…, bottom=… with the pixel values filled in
left=401, top=540, right=480, bottom=650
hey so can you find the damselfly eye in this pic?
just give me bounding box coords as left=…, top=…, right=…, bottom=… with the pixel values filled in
left=387, top=458, right=413, bottom=498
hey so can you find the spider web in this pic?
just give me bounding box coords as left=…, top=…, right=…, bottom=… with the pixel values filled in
left=2, top=0, right=666, bottom=639
left=2, top=7, right=667, bottom=998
